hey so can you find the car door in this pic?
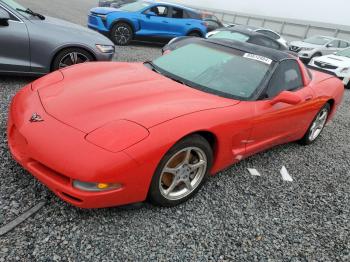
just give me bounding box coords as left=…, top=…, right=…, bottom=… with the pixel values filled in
left=245, top=59, right=316, bottom=156
left=139, top=5, right=171, bottom=37
left=165, top=7, right=189, bottom=37
left=324, top=40, right=340, bottom=55
left=0, top=5, right=30, bottom=73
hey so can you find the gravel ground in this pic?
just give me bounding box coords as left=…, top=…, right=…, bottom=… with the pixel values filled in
left=1, top=1, right=350, bottom=261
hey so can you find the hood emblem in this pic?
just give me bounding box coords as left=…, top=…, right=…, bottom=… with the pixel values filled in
left=30, top=113, right=44, bottom=123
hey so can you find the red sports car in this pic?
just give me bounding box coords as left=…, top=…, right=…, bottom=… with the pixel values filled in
left=8, top=39, right=344, bottom=208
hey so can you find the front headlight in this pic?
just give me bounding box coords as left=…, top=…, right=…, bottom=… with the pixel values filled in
left=301, top=47, right=314, bottom=51
left=85, top=120, right=149, bottom=153
left=97, top=14, right=107, bottom=21
left=340, top=67, right=350, bottom=74
left=73, top=180, right=122, bottom=192
left=96, top=44, right=115, bottom=53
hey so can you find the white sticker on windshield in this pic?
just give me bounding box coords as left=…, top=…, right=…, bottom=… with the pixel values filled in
left=243, top=53, right=272, bottom=65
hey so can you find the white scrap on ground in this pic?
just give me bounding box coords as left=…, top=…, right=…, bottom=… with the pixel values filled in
left=280, top=166, right=293, bottom=182
left=247, top=168, right=262, bottom=177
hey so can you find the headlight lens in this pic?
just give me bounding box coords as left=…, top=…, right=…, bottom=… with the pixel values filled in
left=73, top=180, right=122, bottom=192
left=340, top=67, right=350, bottom=74
left=96, top=44, right=115, bottom=53
left=97, top=14, right=107, bottom=21
left=301, top=47, right=314, bottom=51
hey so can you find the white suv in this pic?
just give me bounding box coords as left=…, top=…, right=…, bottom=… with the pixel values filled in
left=309, top=47, right=350, bottom=89
left=290, top=35, right=350, bottom=62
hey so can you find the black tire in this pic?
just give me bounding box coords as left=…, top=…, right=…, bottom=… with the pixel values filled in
left=299, top=103, right=331, bottom=145
left=345, top=82, right=350, bottom=89
left=51, top=48, right=94, bottom=71
left=187, top=31, right=202, bottom=37
left=148, top=135, right=213, bottom=207
left=110, top=22, right=133, bottom=46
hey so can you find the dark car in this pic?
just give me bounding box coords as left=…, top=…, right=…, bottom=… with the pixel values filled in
left=163, top=28, right=288, bottom=54
left=98, top=0, right=136, bottom=8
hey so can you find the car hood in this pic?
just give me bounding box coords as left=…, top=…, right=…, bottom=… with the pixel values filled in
left=290, top=41, right=322, bottom=49
left=30, top=16, right=113, bottom=44
left=314, top=54, right=350, bottom=66
left=37, top=62, right=238, bottom=133
left=90, top=7, right=128, bottom=15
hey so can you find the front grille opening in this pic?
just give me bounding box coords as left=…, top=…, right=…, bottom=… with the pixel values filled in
left=28, top=160, right=70, bottom=185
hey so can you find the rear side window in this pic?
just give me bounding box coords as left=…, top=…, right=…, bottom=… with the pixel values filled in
left=251, top=36, right=281, bottom=50
left=171, top=7, right=184, bottom=18
left=257, top=29, right=279, bottom=40
left=211, top=31, right=250, bottom=42
left=266, top=60, right=303, bottom=98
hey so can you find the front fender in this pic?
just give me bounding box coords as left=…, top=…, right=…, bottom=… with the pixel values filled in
left=106, top=14, right=138, bottom=32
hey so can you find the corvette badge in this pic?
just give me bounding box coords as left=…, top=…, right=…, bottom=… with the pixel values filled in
left=29, top=113, right=44, bottom=123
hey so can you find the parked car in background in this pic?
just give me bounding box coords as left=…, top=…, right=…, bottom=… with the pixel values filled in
left=88, top=1, right=208, bottom=45
left=207, top=24, right=288, bottom=48
left=163, top=28, right=288, bottom=54
left=309, top=47, right=350, bottom=88
left=8, top=40, right=344, bottom=208
left=0, top=0, right=114, bottom=75
left=290, top=36, right=350, bottom=63
left=99, top=0, right=137, bottom=8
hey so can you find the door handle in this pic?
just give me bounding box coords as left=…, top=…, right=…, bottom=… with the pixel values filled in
left=162, top=21, right=169, bottom=23
left=305, top=96, right=313, bottom=101
left=186, top=23, right=191, bottom=26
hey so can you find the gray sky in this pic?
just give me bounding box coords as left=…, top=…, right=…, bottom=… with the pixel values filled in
left=172, top=0, right=350, bottom=26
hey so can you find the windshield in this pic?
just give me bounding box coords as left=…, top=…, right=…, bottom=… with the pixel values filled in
left=210, top=31, right=250, bottom=42
left=304, top=36, right=332, bottom=45
left=1, top=0, right=31, bottom=18
left=152, top=43, right=272, bottom=100
left=336, top=48, right=350, bottom=58
left=119, top=1, right=151, bottom=12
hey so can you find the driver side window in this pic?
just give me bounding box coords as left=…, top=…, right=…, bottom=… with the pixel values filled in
left=266, top=60, right=303, bottom=98
left=147, top=5, right=169, bottom=17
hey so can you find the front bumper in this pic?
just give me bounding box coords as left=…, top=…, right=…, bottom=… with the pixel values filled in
left=7, top=85, right=151, bottom=208
left=88, top=14, right=109, bottom=33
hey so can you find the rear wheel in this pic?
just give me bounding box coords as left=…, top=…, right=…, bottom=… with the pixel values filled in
left=110, top=22, right=133, bottom=46
left=52, top=48, right=93, bottom=71
left=299, top=103, right=330, bottom=145
left=148, top=135, right=213, bottom=207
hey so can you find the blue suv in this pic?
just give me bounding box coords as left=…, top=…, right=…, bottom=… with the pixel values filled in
left=88, top=1, right=208, bottom=45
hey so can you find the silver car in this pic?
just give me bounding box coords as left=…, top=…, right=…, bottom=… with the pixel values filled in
left=289, top=35, right=350, bottom=62
left=0, top=0, right=115, bottom=76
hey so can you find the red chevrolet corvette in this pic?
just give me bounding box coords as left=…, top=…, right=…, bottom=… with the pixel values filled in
left=8, top=39, right=344, bottom=208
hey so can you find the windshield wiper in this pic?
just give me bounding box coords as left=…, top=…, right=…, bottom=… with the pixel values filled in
left=16, top=8, right=45, bottom=20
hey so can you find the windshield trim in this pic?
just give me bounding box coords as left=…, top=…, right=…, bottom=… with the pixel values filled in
left=150, top=43, right=276, bottom=101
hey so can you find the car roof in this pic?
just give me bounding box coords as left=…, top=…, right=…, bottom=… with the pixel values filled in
left=202, top=38, right=291, bottom=62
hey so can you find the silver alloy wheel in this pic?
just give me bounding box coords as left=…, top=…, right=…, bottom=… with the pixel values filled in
left=159, top=147, right=208, bottom=201
left=59, top=52, right=90, bottom=69
left=114, top=26, right=131, bottom=45
left=309, top=107, right=329, bottom=141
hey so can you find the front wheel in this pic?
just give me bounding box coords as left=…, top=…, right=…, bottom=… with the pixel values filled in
left=110, top=23, right=133, bottom=46
left=148, top=135, right=213, bottom=207
left=299, top=103, right=330, bottom=145
left=52, top=48, right=93, bottom=71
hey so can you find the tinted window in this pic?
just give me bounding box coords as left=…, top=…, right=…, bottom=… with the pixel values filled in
left=252, top=36, right=281, bottom=50
left=304, top=36, right=333, bottom=45
left=120, top=1, right=151, bottom=12
left=329, top=40, right=340, bottom=48
left=266, top=60, right=303, bottom=98
left=152, top=43, right=273, bottom=99
left=171, top=7, right=183, bottom=18
left=339, top=41, right=349, bottom=48
left=258, top=29, right=279, bottom=40
left=210, top=31, right=250, bottom=42
left=148, top=5, right=168, bottom=17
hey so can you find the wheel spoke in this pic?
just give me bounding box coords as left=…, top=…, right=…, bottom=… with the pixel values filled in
left=163, top=167, right=178, bottom=175
left=184, top=179, right=193, bottom=191
left=189, top=160, right=206, bottom=172
left=69, top=52, right=78, bottom=64
left=182, top=149, right=192, bottom=164
left=164, top=178, right=179, bottom=196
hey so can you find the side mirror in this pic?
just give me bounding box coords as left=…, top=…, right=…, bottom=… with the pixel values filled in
left=326, top=43, right=334, bottom=48
left=333, top=52, right=337, bottom=55
left=146, top=11, right=156, bottom=17
left=270, top=91, right=302, bottom=105
left=0, top=9, right=10, bottom=26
